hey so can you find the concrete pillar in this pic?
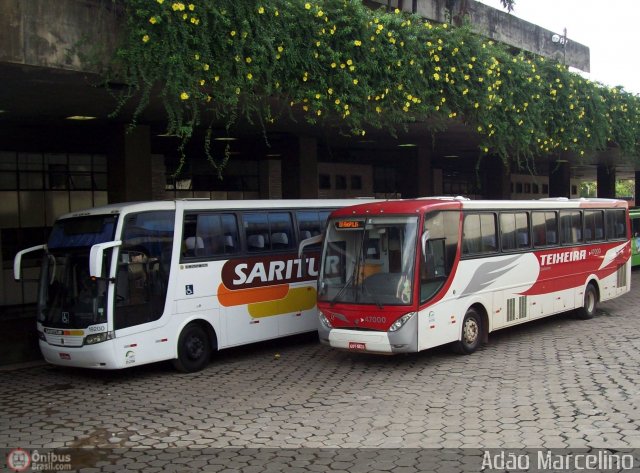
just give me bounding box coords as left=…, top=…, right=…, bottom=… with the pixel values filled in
left=548, top=160, right=571, bottom=198
left=416, top=145, right=433, bottom=197
left=108, top=125, right=153, bottom=203
left=281, top=136, right=318, bottom=199
left=259, top=159, right=282, bottom=199
left=481, top=155, right=511, bottom=199
left=597, top=164, right=616, bottom=198
left=635, top=171, right=640, bottom=206
left=398, top=145, right=432, bottom=198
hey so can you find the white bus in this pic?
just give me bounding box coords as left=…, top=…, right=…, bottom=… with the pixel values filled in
left=305, top=197, right=631, bottom=354
left=13, top=199, right=373, bottom=372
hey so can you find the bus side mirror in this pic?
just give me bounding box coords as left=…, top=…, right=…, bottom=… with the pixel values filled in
left=14, top=244, right=46, bottom=281
left=421, top=230, right=430, bottom=262
left=298, top=233, right=323, bottom=277
left=89, top=240, right=122, bottom=279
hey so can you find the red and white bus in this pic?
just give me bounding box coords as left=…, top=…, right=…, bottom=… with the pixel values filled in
left=306, top=197, right=630, bottom=354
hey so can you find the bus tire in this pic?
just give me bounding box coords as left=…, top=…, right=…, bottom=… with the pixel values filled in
left=452, top=308, right=482, bottom=355
left=576, top=283, right=598, bottom=320
left=172, top=323, right=211, bottom=373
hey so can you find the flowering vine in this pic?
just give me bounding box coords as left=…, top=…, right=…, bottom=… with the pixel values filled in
left=110, top=0, right=640, bottom=171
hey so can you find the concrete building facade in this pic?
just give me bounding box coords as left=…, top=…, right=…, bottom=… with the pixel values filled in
left=0, top=0, right=636, bottom=322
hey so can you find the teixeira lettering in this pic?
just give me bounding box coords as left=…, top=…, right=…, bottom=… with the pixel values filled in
left=540, top=249, right=586, bottom=266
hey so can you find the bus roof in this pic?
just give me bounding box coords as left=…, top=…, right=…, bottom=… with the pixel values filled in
left=330, top=197, right=628, bottom=218
left=54, top=199, right=378, bottom=221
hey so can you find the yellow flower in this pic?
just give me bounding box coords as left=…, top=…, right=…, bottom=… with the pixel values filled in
left=354, top=40, right=362, bottom=46
left=230, top=30, right=236, bottom=36
left=258, top=6, right=265, bottom=14
left=203, top=64, right=209, bottom=71
left=247, top=73, right=253, bottom=80
left=180, top=92, right=189, bottom=100
left=278, top=46, right=284, bottom=53
left=188, top=4, right=194, bottom=10
left=335, top=99, right=340, bottom=105
left=142, top=34, right=150, bottom=43
left=353, top=79, right=358, bottom=85
left=200, top=79, right=205, bottom=85
left=245, top=57, right=252, bottom=63
left=149, top=16, right=157, bottom=24
left=433, top=73, right=440, bottom=81
left=317, top=10, right=323, bottom=17
left=331, top=62, right=337, bottom=68
left=157, top=0, right=164, bottom=3
left=346, top=59, right=353, bottom=66
left=327, top=88, right=333, bottom=95
left=274, top=10, right=279, bottom=16
left=214, top=76, right=220, bottom=82
left=305, top=3, right=311, bottom=9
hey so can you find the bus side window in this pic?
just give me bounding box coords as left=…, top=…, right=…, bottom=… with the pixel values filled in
left=183, top=213, right=240, bottom=259
left=421, top=210, right=459, bottom=303
left=296, top=210, right=329, bottom=251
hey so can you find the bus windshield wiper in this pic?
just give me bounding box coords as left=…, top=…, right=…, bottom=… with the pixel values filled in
left=330, top=270, right=357, bottom=307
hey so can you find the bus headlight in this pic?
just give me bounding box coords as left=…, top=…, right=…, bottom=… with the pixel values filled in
left=318, top=311, right=333, bottom=329
left=388, top=312, right=416, bottom=332
left=84, top=331, right=115, bottom=345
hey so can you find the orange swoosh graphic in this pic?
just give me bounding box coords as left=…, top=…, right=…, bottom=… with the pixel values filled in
left=218, top=283, right=289, bottom=307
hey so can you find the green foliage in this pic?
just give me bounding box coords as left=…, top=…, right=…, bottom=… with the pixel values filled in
left=111, top=0, right=640, bottom=170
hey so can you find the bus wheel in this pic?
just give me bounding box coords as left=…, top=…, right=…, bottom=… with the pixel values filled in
left=452, top=308, right=481, bottom=355
left=576, top=283, right=598, bottom=320
left=172, top=323, right=211, bottom=373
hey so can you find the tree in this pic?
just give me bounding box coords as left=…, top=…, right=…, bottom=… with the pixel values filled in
left=500, top=0, right=516, bottom=12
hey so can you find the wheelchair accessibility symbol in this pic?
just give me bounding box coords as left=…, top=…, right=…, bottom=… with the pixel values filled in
left=185, top=285, right=194, bottom=295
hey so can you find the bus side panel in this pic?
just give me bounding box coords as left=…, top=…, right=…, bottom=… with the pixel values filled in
left=418, top=296, right=472, bottom=351
left=173, top=261, right=226, bottom=347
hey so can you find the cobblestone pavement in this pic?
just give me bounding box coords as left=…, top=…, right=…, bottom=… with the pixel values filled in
left=1, top=272, right=640, bottom=471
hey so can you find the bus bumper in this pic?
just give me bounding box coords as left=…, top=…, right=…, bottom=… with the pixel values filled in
left=319, top=315, right=418, bottom=354
left=39, top=340, right=122, bottom=369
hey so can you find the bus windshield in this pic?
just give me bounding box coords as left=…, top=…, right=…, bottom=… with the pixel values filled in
left=38, top=215, right=118, bottom=329
left=318, top=216, right=418, bottom=306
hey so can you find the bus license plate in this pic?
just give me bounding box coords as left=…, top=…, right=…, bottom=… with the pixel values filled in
left=348, top=342, right=366, bottom=350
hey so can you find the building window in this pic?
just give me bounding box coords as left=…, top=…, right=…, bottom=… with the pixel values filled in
left=335, top=175, right=347, bottom=190
left=319, top=174, right=331, bottom=189
left=350, top=175, right=362, bottom=190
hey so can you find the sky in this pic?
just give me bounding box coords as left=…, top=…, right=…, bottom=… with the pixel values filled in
left=476, top=0, right=640, bottom=95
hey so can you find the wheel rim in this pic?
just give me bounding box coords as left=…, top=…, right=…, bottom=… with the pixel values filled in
left=463, top=317, right=479, bottom=345
left=185, top=334, right=205, bottom=361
